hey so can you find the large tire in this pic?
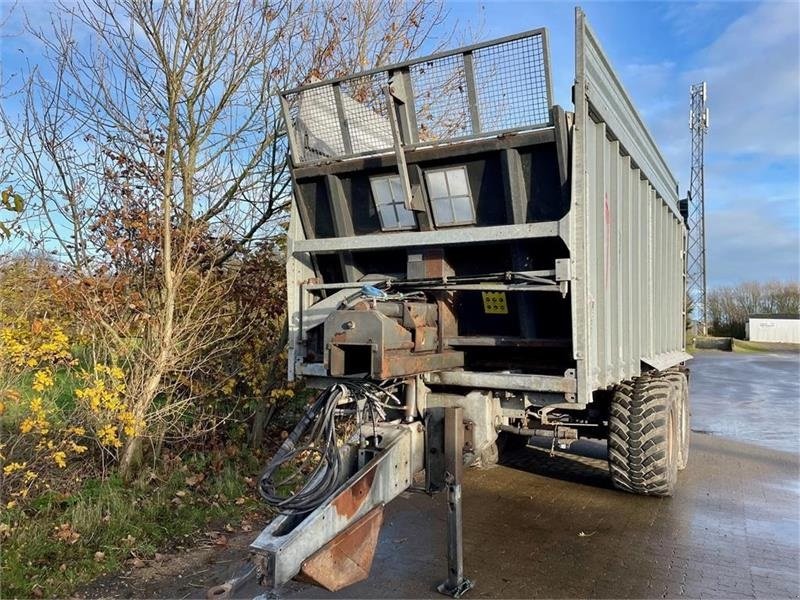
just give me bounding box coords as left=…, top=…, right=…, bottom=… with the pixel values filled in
left=608, top=374, right=679, bottom=496
left=663, top=367, right=690, bottom=470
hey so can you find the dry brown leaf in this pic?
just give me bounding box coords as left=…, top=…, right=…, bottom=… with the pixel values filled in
left=54, top=523, right=81, bottom=545
left=59, top=564, right=67, bottom=572
left=175, top=490, right=187, bottom=497
left=224, top=523, right=234, bottom=532
left=235, top=497, right=246, bottom=505
left=185, top=473, right=205, bottom=487
left=31, top=586, right=43, bottom=598
left=131, top=558, right=146, bottom=569
left=213, top=535, right=229, bottom=547
left=94, top=551, right=105, bottom=562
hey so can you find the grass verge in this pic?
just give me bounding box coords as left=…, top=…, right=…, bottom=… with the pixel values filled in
left=732, top=339, right=800, bottom=354
left=1, top=453, right=272, bottom=599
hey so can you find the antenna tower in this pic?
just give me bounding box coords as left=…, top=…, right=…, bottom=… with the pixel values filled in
left=687, top=82, right=709, bottom=334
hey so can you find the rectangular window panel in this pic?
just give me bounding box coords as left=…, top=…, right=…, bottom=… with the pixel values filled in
left=451, top=195, right=474, bottom=223
left=369, top=175, right=416, bottom=231
left=424, top=166, right=475, bottom=227
left=431, top=197, right=454, bottom=225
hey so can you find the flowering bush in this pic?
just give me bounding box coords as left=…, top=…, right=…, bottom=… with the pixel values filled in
left=74, top=364, right=140, bottom=450
left=0, top=315, right=137, bottom=506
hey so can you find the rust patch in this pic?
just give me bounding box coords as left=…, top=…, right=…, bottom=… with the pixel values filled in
left=298, top=505, right=384, bottom=592
left=332, top=465, right=376, bottom=519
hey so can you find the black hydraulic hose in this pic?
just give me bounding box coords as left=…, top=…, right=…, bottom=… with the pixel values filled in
left=258, top=381, right=401, bottom=515
left=258, top=385, right=345, bottom=514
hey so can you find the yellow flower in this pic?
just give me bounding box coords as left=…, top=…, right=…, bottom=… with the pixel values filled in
left=67, top=426, right=86, bottom=436
left=24, top=470, right=38, bottom=482
left=69, top=442, right=88, bottom=454
left=6, top=500, right=17, bottom=509
left=97, top=424, right=121, bottom=448
left=29, top=397, right=44, bottom=414
left=19, top=418, right=34, bottom=434
left=3, top=461, right=26, bottom=475
left=52, top=451, right=67, bottom=468
left=32, top=370, right=55, bottom=392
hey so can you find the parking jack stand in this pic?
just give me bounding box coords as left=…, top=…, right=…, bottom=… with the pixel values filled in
left=437, top=407, right=474, bottom=598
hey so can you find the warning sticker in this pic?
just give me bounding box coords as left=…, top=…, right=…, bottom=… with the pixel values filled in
left=481, top=292, right=508, bottom=315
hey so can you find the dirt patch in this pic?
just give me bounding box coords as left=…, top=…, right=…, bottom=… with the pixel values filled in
left=76, top=523, right=263, bottom=599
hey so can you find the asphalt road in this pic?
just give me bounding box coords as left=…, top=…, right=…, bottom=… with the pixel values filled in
left=129, top=350, right=800, bottom=599
left=689, top=350, right=800, bottom=453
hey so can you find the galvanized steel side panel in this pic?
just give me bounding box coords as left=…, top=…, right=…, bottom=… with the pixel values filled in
left=571, top=9, right=687, bottom=399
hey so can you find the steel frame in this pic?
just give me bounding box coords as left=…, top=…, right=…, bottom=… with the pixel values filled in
left=250, top=422, right=425, bottom=591
left=281, top=29, right=554, bottom=168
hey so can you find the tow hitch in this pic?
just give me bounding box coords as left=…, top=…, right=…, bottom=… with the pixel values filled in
left=208, top=381, right=474, bottom=598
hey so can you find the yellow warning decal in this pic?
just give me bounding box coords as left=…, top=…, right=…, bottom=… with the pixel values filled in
left=481, top=291, right=508, bottom=315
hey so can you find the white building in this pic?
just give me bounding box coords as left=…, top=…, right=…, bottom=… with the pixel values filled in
left=746, top=314, right=800, bottom=344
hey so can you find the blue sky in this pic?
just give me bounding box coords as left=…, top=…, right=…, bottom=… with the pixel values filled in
left=446, top=0, right=800, bottom=287
left=2, top=1, right=798, bottom=287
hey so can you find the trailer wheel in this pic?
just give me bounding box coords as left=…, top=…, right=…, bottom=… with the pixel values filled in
left=663, top=367, right=690, bottom=470
left=608, top=374, right=679, bottom=496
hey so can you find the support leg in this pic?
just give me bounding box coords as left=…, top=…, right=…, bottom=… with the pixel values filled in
left=437, top=407, right=474, bottom=598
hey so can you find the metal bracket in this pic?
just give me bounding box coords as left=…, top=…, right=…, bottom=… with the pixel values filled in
left=384, top=85, right=414, bottom=211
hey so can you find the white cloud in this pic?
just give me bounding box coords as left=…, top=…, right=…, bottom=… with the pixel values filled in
left=687, top=1, right=800, bottom=158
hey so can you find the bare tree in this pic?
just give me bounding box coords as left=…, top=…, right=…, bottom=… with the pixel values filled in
left=1, top=0, right=453, bottom=478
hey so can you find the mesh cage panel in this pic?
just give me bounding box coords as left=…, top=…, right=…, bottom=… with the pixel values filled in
left=339, top=73, right=392, bottom=155
left=410, top=53, right=472, bottom=142
left=472, top=35, right=550, bottom=132
left=283, top=30, right=551, bottom=164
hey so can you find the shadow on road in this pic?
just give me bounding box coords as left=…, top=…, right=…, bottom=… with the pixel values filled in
left=499, top=437, right=613, bottom=490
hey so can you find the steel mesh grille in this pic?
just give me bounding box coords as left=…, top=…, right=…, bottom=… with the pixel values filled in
left=410, top=54, right=472, bottom=142
left=339, top=73, right=392, bottom=155
left=472, top=35, right=550, bottom=132
left=285, top=30, right=551, bottom=164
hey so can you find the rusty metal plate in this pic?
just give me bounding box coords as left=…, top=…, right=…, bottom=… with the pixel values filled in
left=298, top=505, right=385, bottom=592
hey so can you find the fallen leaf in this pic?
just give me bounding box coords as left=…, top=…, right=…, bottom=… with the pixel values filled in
left=225, top=523, right=234, bottom=532
left=175, top=490, right=187, bottom=498
left=213, top=535, right=229, bottom=547
left=241, top=523, right=252, bottom=532
left=59, top=564, right=67, bottom=572
left=31, top=586, right=43, bottom=598
left=235, top=497, right=246, bottom=505
left=94, top=551, right=105, bottom=562
left=131, top=558, right=146, bottom=569
left=185, top=473, right=205, bottom=487
left=54, top=523, right=81, bottom=545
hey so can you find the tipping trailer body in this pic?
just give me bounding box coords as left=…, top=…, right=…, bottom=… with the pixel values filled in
left=245, top=9, right=691, bottom=597
left=282, top=12, right=689, bottom=404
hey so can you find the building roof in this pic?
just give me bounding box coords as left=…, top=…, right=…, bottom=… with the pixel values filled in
left=748, top=314, right=800, bottom=320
